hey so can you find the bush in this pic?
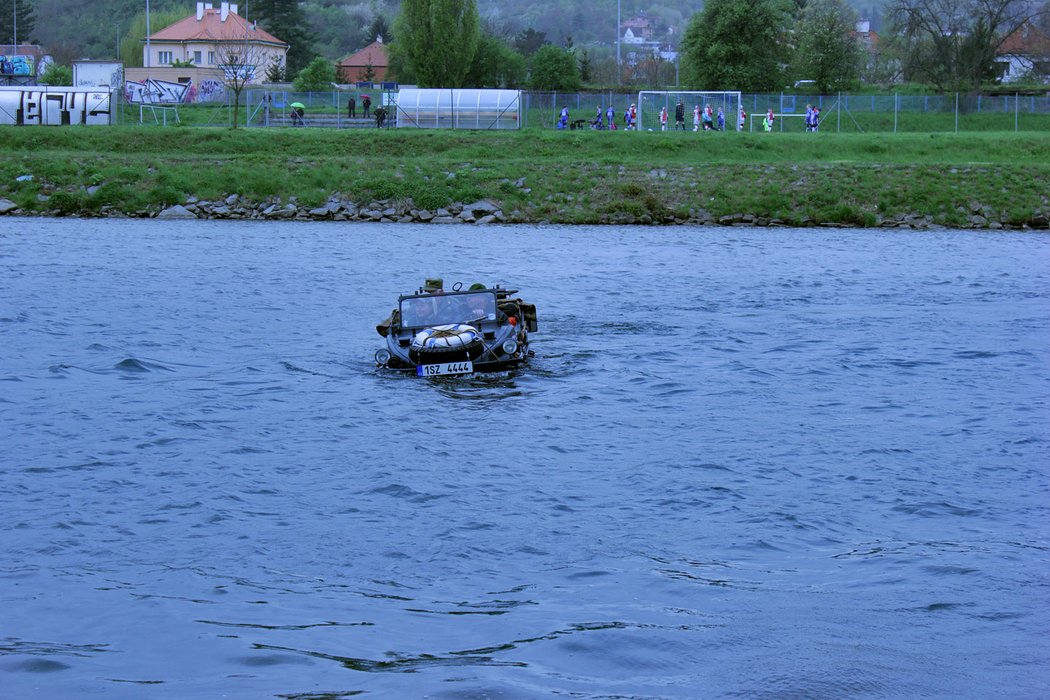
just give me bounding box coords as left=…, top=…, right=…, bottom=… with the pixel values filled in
left=39, top=64, right=73, bottom=86
left=293, top=57, right=337, bottom=92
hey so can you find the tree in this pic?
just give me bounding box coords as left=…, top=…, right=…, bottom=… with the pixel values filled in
left=265, top=54, right=287, bottom=83
left=578, top=48, right=593, bottom=83
left=293, top=56, right=337, bottom=91
left=790, top=0, right=862, bottom=92
left=514, top=27, right=549, bottom=56
left=679, top=0, right=794, bottom=91
left=251, top=0, right=314, bottom=74
left=888, top=0, right=1036, bottom=90
left=528, top=44, right=581, bottom=91
left=39, top=63, right=72, bottom=86
left=368, top=13, right=392, bottom=44
left=120, top=8, right=185, bottom=67
left=464, top=33, right=527, bottom=87
left=393, top=0, right=480, bottom=87
left=214, top=34, right=269, bottom=129
left=0, top=0, right=35, bottom=45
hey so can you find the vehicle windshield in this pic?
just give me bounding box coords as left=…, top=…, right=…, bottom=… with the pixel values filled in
left=400, top=291, right=497, bottom=328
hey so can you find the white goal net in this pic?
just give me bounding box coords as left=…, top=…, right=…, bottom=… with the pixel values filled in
left=637, top=91, right=743, bottom=132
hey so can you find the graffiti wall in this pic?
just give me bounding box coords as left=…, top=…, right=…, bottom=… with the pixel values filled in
left=124, top=77, right=226, bottom=104
left=0, top=55, right=35, bottom=76
left=0, top=86, right=112, bottom=126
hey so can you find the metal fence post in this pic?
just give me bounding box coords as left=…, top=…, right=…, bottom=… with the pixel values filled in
left=955, top=93, right=958, bottom=133
left=1015, top=92, right=1019, bottom=132
left=893, top=93, right=897, bottom=133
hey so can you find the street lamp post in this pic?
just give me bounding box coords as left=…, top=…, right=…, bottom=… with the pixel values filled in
left=616, top=0, right=621, bottom=84
left=145, top=0, right=150, bottom=73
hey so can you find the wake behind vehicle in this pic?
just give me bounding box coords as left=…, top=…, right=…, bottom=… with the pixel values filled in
left=375, top=282, right=537, bottom=376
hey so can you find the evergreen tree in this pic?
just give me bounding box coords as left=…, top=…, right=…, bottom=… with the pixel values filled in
left=514, top=27, right=548, bottom=56
left=0, top=0, right=37, bottom=46
left=251, top=0, right=314, bottom=74
left=578, top=48, right=592, bottom=83
left=393, top=0, right=480, bottom=87
left=265, top=54, right=286, bottom=82
left=368, top=13, right=391, bottom=44
left=679, top=0, right=793, bottom=91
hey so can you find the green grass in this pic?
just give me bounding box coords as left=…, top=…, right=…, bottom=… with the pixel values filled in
left=1, top=126, right=1048, bottom=227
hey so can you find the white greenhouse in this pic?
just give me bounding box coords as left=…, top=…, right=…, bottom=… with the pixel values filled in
left=394, top=89, right=521, bottom=130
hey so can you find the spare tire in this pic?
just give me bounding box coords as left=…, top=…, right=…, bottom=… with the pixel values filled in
left=409, top=324, right=484, bottom=364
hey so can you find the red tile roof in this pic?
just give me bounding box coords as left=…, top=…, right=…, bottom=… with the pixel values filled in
left=999, top=22, right=1050, bottom=55
left=337, top=41, right=389, bottom=68
left=149, top=8, right=287, bottom=46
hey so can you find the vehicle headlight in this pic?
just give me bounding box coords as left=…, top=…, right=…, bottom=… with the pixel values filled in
left=501, top=339, right=518, bottom=355
left=375, top=349, right=391, bottom=365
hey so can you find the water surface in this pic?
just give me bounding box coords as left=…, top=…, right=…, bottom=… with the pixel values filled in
left=2, top=220, right=1048, bottom=698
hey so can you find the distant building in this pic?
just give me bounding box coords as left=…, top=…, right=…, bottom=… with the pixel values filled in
left=336, top=38, right=392, bottom=84
left=851, top=20, right=880, bottom=51
left=144, top=1, right=288, bottom=84
left=620, top=12, right=675, bottom=66
left=620, top=13, right=656, bottom=42
left=997, top=21, right=1050, bottom=83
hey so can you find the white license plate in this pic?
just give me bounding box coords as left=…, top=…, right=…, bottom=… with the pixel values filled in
left=417, top=361, right=473, bottom=377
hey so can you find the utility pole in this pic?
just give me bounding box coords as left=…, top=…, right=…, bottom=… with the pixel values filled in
left=14, top=0, right=18, bottom=52
left=145, top=0, right=150, bottom=74
left=616, top=0, right=621, bottom=84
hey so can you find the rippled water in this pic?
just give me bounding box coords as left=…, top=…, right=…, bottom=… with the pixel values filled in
left=2, top=220, right=1048, bottom=699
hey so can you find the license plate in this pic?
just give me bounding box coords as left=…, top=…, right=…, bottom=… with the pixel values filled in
left=416, top=361, right=473, bottom=377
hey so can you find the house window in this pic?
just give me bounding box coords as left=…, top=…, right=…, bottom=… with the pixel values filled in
left=158, top=50, right=173, bottom=64
left=208, top=51, right=215, bottom=65
left=193, top=51, right=202, bottom=64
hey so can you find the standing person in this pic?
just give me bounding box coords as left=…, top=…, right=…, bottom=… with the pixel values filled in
left=717, top=107, right=725, bottom=131
left=693, top=104, right=701, bottom=132
left=738, top=105, right=747, bottom=131
left=702, top=104, right=714, bottom=131
left=660, top=106, right=668, bottom=131
left=765, top=107, right=775, bottom=131
left=675, top=99, right=685, bottom=130
left=593, top=105, right=604, bottom=129
left=362, top=95, right=372, bottom=117
left=631, top=103, right=638, bottom=129
left=558, top=105, right=569, bottom=129
left=804, top=103, right=813, bottom=131
left=811, top=106, right=820, bottom=132
left=348, top=95, right=356, bottom=118
left=607, top=104, right=616, bottom=131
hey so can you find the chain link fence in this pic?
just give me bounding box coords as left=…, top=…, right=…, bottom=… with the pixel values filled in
left=94, top=86, right=1050, bottom=133
left=524, top=91, right=1050, bottom=133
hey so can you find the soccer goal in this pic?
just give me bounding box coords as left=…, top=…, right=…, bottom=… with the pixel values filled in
left=637, top=91, right=742, bottom=132
left=748, top=113, right=810, bottom=133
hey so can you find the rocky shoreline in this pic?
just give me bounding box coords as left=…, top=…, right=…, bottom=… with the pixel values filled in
left=1, top=194, right=1047, bottom=230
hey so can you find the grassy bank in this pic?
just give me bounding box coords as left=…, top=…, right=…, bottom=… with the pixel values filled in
left=1, top=126, right=1049, bottom=228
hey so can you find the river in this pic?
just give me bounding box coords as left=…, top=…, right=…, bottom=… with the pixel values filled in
left=2, top=219, right=1048, bottom=698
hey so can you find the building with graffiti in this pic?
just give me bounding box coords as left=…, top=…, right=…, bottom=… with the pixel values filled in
left=0, top=86, right=112, bottom=126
